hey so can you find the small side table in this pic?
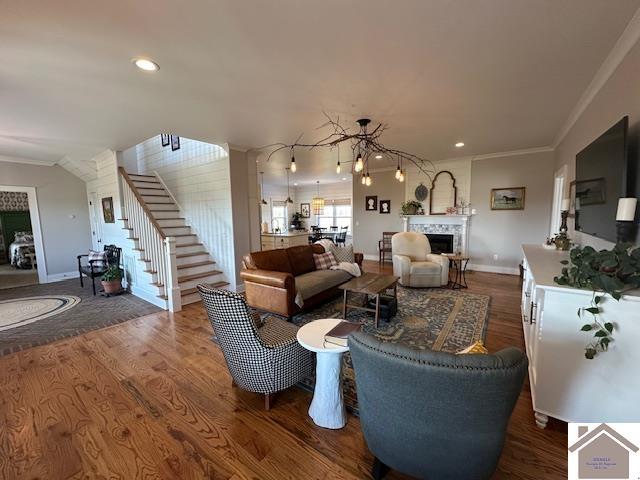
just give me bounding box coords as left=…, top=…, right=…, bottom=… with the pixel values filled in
left=447, top=255, right=470, bottom=289
left=296, top=318, right=349, bottom=429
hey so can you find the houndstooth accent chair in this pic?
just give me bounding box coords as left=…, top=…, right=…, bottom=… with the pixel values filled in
left=197, top=285, right=315, bottom=410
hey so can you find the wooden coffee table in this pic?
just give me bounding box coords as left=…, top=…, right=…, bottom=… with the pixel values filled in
left=339, top=273, right=399, bottom=328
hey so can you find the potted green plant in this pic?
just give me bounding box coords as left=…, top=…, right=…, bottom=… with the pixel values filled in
left=290, top=211, right=303, bottom=230
left=101, top=265, right=123, bottom=295
left=554, top=243, right=640, bottom=359
left=401, top=200, right=423, bottom=215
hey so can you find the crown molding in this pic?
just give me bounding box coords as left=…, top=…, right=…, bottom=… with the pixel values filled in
left=552, top=6, right=640, bottom=148
left=471, top=146, right=554, bottom=161
left=0, top=154, right=57, bottom=166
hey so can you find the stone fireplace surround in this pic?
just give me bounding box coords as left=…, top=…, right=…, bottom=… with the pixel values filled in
left=402, top=215, right=471, bottom=256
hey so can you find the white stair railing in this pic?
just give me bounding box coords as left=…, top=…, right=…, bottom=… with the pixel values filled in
left=118, top=167, right=182, bottom=312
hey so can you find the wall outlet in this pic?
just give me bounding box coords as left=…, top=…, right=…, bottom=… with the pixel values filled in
left=493, top=254, right=499, bottom=261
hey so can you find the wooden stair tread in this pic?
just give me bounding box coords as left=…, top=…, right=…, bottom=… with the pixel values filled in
left=141, top=194, right=171, bottom=197
left=176, top=251, right=208, bottom=258
left=158, top=217, right=185, bottom=221
left=135, top=186, right=165, bottom=190
left=146, top=202, right=177, bottom=205
left=177, top=260, right=216, bottom=270
left=129, top=173, right=156, bottom=178
left=180, top=281, right=229, bottom=296
left=176, top=242, right=203, bottom=248
left=171, top=234, right=197, bottom=237
left=178, top=270, right=223, bottom=282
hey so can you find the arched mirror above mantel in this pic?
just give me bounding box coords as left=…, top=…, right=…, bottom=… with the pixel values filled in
left=429, top=170, right=457, bottom=215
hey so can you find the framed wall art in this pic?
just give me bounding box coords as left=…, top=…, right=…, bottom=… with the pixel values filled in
left=365, top=195, right=378, bottom=211
left=490, top=187, right=526, bottom=210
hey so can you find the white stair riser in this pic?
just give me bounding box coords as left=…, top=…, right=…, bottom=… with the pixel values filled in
left=177, top=264, right=216, bottom=277
left=163, top=226, right=191, bottom=236
left=175, top=243, right=204, bottom=254
left=137, top=270, right=158, bottom=285
left=148, top=204, right=179, bottom=212
left=179, top=274, right=225, bottom=291
left=176, top=253, right=210, bottom=266
left=181, top=292, right=202, bottom=305
left=138, top=188, right=167, bottom=196
left=142, top=195, right=174, bottom=204
left=176, top=235, right=199, bottom=246
left=157, top=218, right=186, bottom=228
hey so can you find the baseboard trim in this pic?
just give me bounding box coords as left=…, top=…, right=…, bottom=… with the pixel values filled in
left=234, top=283, right=246, bottom=293
left=45, top=271, right=78, bottom=283
left=468, top=263, right=519, bottom=275
left=363, top=254, right=379, bottom=261
left=130, top=284, right=168, bottom=309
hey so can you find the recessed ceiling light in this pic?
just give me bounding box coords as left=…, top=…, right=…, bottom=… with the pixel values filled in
left=132, top=57, right=160, bottom=71
left=342, top=177, right=347, bottom=181
left=375, top=154, right=383, bottom=159
left=294, top=182, right=298, bottom=186
left=455, top=142, right=465, bottom=148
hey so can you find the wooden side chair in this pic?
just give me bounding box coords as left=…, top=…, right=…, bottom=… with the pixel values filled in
left=77, top=244, right=122, bottom=295
left=378, top=231, right=397, bottom=265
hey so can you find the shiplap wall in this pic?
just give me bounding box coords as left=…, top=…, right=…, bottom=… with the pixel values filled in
left=260, top=184, right=295, bottom=231
left=295, top=181, right=352, bottom=227
left=83, top=150, right=160, bottom=304
left=404, top=157, right=472, bottom=212
left=135, top=136, right=235, bottom=286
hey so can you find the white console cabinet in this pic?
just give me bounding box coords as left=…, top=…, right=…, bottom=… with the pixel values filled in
left=521, top=245, right=640, bottom=428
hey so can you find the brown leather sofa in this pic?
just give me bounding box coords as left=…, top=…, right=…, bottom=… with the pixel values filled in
left=241, top=244, right=364, bottom=318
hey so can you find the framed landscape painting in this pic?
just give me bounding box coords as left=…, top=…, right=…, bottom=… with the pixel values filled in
left=490, top=187, right=525, bottom=210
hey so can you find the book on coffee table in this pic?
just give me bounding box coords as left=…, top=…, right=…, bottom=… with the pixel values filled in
left=324, top=321, right=362, bottom=347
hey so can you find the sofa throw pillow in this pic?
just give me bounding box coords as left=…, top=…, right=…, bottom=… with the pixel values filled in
left=88, top=250, right=108, bottom=268
left=330, top=244, right=355, bottom=264
left=313, top=251, right=338, bottom=270
left=456, top=340, right=489, bottom=355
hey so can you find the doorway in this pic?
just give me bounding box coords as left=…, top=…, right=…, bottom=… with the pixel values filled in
left=0, top=190, right=39, bottom=289
left=88, top=192, right=103, bottom=250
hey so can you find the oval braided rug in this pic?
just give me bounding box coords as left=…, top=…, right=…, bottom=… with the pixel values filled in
left=0, top=295, right=81, bottom=331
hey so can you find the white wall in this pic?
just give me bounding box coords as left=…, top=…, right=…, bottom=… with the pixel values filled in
left=260, top=183, right=294, bottom=231
left=554, top=33, right=640, bottom=248
left=469, top=150, right=556, bottom=273
left=0, top=161, right=92, bottom=278
left=133, top=136, right=236, bottom=287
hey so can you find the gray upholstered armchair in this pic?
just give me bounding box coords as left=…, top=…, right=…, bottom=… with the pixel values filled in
left=197, top=285, right=314, bottom=410
left=349, top=331, right=527, bottom=480
left=391, top=232, right=449, bottom=287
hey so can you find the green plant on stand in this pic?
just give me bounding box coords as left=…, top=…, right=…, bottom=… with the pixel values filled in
left=554, top=243, right=640, bottom=359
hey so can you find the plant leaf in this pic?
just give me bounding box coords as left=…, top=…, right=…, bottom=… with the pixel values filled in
left=585, top=307, right=600, bottom=315
left=604, top=322, right=614, bottom=333
left=594, top=330, right=608, bottom=338
left=585, top=348, right=597, bottom=359
left=600, top=337, right=611, bottom=350
left=594, top=296, right=602, bottom=305
left=580, top=324, right=593, bottom=331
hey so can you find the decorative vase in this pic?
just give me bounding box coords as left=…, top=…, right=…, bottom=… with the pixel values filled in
left=101, top=279, right=122, bottom=294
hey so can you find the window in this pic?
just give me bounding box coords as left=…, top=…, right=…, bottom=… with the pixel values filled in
left=317, top=199, right=351, bottom=233
left=271, top=201, right=287, bottom=232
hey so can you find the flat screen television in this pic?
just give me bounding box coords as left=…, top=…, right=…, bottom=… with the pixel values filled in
left=575, top=116, right=629, bottom=242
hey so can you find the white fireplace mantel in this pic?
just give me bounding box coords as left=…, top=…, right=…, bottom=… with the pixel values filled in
left=402, top=215, right=472, bottom=256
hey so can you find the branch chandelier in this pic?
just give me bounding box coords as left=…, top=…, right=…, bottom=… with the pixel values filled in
left=264, top=114, right=436, bottom=187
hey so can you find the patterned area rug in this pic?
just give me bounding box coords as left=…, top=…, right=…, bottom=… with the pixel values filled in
left=291, top=287, right=491, bottom=413
left=0, top=279, right=162, bottom=356
left=0, top=295, right=81, bottom=331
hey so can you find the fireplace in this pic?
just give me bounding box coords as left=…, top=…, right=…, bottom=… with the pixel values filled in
left=425, top=233, right=454, bottom=254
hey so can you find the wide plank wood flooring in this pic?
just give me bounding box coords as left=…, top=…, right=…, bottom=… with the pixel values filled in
left=0, top=263, right=568, bottom=479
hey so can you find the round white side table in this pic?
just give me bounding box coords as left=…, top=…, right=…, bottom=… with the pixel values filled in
left=296, top=318, right=349, bottom=429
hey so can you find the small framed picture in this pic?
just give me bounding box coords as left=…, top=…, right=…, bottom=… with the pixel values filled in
left=575, top=178, right=606, bottom=206
left=300, top=203, right=310, bottom=218
left=365, top=195, right=378, bottom=211
left=161, top=134, right=170, bottom=147
left=379, top=200, right=391, bottom=214
left=171, top=135, right=181, bottom=151
left=101, top=196, right=115, bottom=223
left=490, top=187, right=526, bottom=210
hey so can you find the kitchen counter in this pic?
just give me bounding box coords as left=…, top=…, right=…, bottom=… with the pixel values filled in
left=261, top=232, right=309, bottom=250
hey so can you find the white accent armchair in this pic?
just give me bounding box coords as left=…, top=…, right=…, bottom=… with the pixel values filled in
left=391, top=232, right=449, bottom=287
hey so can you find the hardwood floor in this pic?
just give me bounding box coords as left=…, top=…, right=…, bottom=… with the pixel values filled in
left=0, top=262, right=568, bottom=479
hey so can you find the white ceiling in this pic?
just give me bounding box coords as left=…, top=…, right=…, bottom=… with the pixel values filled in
left=2, top=0, right=639, bottom=185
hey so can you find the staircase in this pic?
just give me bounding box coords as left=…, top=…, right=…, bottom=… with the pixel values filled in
left=118, top=168, right=228, bottom=308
